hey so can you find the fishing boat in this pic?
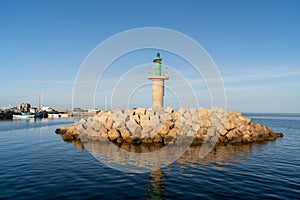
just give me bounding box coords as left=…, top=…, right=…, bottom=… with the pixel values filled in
left=0, top=112, right=13, bottom=120
left=13, top=113, right=35, bottom=119
left=34, top=112, right=43, bottom=118
left=13, top=111, right=46, bottom=119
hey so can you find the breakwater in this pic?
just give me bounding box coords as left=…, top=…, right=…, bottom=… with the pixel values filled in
left=55, top=107, right=283, bottom=145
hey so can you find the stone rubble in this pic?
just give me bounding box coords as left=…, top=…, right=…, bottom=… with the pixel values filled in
left=55, top=107, right=283, bottom=145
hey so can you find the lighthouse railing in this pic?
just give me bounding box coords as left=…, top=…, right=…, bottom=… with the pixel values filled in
left=148, top=66, right=168, bottom=77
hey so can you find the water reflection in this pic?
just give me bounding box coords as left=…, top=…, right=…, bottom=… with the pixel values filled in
left=178, top=144, right=253, bottom=165
left=62, top=136, right=270, bottom=171
left=71, top=140, right=85, bottom=151
left=61, top=138, right=272, bottom=199
left=146, top=169, right=165, bottom=200
left=0, top=118, right=74, bottom=132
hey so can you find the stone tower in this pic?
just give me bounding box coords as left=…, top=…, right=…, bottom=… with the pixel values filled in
left=148, top=53, right=169, bottom=112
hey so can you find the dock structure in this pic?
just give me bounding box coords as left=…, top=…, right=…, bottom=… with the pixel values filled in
left=148, top=53, right=169, bottom=112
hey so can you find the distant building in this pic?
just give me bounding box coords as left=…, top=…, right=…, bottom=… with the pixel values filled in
left=72, top=108, right=99, bottom=113
left=87, top=108, right=99, bottom=113
left=73, top=107, right=84, bottom=112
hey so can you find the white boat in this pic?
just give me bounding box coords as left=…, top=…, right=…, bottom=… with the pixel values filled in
left=48, top=113, right=68, bottom=118
left=13, top=113, right=34, bottom=119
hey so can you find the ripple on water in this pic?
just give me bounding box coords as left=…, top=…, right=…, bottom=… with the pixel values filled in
left=0, top=114, right=300, bottom=199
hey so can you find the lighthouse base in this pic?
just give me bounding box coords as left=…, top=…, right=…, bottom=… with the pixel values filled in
left=148, top=76, right=169, bottom=113
left=152, top=105, right=164, bottom=113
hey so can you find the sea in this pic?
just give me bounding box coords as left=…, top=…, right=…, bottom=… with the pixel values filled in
left=0, top=113, right=299, bottom=199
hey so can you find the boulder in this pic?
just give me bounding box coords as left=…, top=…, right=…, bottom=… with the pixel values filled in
left=79, top=118, right=87, bottom=128
left=69, top=126, right=79, bottom=136
left=141, top=126, right=152, bottom=138
left=126, top=119, right=142, bottom=136
left=114, top=114, right=129, bottom=127
left=159, top=121, right=171, bottom=135
left=198, top=107, right=209, bottom=116
left=117, top=138, right=124, bottom=144
left=183, top=110, right=191, bottom=120
left=118, top=128, right=131, bottom=139
left=159, top=113, right=168, bottom=122
left=140, top=115, right=150, bottom=127
left=55, top=128, right=63, bottom=134
left=150, top=115, right=160, bottom=126
left=165, top=106, right=174, bottom=114
left=191, top=122, right=199, bottom=132
left=97, top=115, right=108, bottom=124
left=61, top=133, right=74, bottom=141
left=135, top=108, right=146, bottom=116
left=207, top=127, right=217, bottom=137
left=197, top=127, right=208, bottom=136
left=86, top=130, right=101, bottom=141
left=168, top=128, right=178, bottom=137
left=226, top=129, right=237, bottom=141
left=100, top=125, right=108, bottom=136
left=199, top=115, right=210, bottom=128
left=146, top=109, right=155, bottom=115
left=242, top=133, right=251, bottom=143
left=178, top=108, right=187, bottom=115
left=218, top=127, right=227, bottom=136
left=126, top=109, right=135, bottom=116
left=107, top=129, right=120, bottom=141
left=181, top=114, right=192, bottom=127
left=224, top=119, right=235, bottom=131
left=153, top=135, right=162, bottom=143
left=150, top=129, right=158, bottom=139
left=131, top=114, right=140, bottom=124
left=238, top=124, right=249, bottom=133
left=104, top=117, right=114, bottom=130
left=76, top=123, right=85, bottom=133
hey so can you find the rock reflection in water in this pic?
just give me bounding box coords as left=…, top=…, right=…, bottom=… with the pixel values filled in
left=83, top=140, right=194, bottom=173
left=64, top=137, right=269, bottom=173
left=71, top=140, right=85, bottom=151
left=178, top=144, right=253, bottom=164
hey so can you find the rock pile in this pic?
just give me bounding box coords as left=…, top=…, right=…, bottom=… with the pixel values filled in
left=55, top=107, right=283, bottom=145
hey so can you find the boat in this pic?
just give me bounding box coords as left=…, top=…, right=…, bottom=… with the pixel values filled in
left=39, top=111, right=48, bottom=118
left=13, top=112, right=35, bottom=119
left=0, top=112, right=13, bottom=120
left=13, top=111, right=48, bottom=119
left=34, top=112, right=42, bottom=118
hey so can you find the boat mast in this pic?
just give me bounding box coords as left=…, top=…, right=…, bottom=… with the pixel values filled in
left=38, top=94, right=40, bottom=111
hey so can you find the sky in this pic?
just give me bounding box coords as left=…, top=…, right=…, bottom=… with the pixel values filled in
left=1, top=0, right=300, bottom=113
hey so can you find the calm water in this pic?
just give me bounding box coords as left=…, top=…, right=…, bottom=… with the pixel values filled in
left=0, top=114, right=299, bottom=199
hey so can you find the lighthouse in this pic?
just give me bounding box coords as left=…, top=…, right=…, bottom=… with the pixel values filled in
left=148, top=53, right=169, bottom=112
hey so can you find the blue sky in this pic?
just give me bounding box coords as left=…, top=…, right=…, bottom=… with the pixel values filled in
left=1, top=0, right=300, bottom=113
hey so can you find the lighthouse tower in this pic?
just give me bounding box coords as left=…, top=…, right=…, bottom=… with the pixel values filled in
left=148, top=53, right=169, bottom=112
